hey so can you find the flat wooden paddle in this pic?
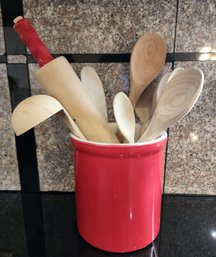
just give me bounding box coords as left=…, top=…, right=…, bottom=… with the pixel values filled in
left=81, top=66, right=108, bottom=121
left=11, top=95, right=86, bottom=139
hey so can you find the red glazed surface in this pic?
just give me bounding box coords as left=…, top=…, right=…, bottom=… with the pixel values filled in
left=71, top=132, right=167, bottom=253
left=14, top=18, right=53, bottom=67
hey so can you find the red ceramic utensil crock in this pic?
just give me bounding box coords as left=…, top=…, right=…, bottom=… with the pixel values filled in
left=71, top=131, right=167, bottom=253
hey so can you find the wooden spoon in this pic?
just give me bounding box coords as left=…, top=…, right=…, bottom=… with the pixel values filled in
left=129, top=32, right=167, bottom=108
left=137, top=68, right=185, bottom=134
left=135, top=72, right=171, bottom=136
left=135, top=83, right=155, bottom=130
left=152, top=68, right=185, bottom=110
left=113, top=92, right=136, bottom=143
left=167, top=67, right=184, bottom=82
left=81, top=66, right=108, bottom=121
left=11, top=95, right=86, bottom=139
left=137, top=68, right=204, bottom=142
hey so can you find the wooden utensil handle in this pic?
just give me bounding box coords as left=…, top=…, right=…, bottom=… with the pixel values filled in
left=13, top=16, right=118, bottom=143
left=13, top=16, right=53, bottom=67
left=36, top=57, right=119, bottom=143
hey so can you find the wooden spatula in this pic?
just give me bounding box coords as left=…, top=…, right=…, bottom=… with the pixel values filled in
left=11, top=95, right=86, bottom=139
left=81, top=66, right=108, bottom=121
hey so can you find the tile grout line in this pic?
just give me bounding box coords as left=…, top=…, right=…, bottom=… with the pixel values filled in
left=173, top=0, right=179, bottom=55
left=1, top=52, right=216, bottom=64
left=1, top=1, right=47, bottom=257
left=1, top=0, right=39, bottom=194
left=159, top=0, right=179, bottom=254
left=0, top=190, right=215, bottom=198
left=162, top=0, right=180, bottom=194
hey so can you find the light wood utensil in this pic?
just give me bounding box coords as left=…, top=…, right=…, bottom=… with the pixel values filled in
left=135, top=83, right=155, bottom=129
left=167, top=67, right=184, bottom=82
left=81, top=66, right=108, bottom=121
left=11, top=95, right=86, bottom=139
left=152, top=68, right=185, bottom=110
left=113, top=92, right=136, bottom=143
left=136, top=68, right=185, bottom=134
left=129, top=32, right=167, bottom=108
left=108, top=122, right=141, bottom=142
left=135, top=72, right=171, bottom=135
left=152, top=72, right=171, bottom=107
left=14, top=16, right=118, bottom=143
left=137, top=68, right=204, bottom=142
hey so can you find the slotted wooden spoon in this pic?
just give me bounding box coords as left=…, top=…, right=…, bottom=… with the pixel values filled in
left=137, top=68, right=204, bottom=142
left=11, top=94, right=86, bottom=139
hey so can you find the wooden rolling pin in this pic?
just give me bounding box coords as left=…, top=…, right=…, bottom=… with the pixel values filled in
left=13, top=16, right=118, bottom=143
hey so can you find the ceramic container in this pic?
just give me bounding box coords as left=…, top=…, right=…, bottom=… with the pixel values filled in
left=71, top=130, right=167, bottom=253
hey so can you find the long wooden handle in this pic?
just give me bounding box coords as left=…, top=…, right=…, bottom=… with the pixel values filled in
left=36, top=57, right=119, bottom=143
left=13, top=16, right=118, bottom=143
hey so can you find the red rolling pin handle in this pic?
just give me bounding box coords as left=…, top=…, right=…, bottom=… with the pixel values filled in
left=13, top=16, right=54, bottom=67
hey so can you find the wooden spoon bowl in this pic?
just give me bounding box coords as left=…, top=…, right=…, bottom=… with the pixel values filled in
left=129, top=32, right=167, bottom=107
left=138, top=67, right=204, bottom=142
left=113, top=92, right=136, bottom=143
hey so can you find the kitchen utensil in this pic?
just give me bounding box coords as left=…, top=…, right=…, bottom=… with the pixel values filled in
left=81, top=66, right=108, bottom=120
left=135, top=72, right=171, bottom=134
left=11, top=94, right=86, bottom=139
left=108, top=122, right=141, bottom=142
left=129, top=32, right=167, bottom=108
left=113, top=92, right=135, bottom=143
left=13, top=16, right=118, bottom=143
left=152, top=73, right=171, bottom=107
left=137, top=68, right=187, bottom=135
left=135, top=67, right=183, bottom=127
left=137, top=67, right=204, bottom=142
left=135, top=82, right=156, bottom=125
left=152, top=68, right=185, bottom=114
